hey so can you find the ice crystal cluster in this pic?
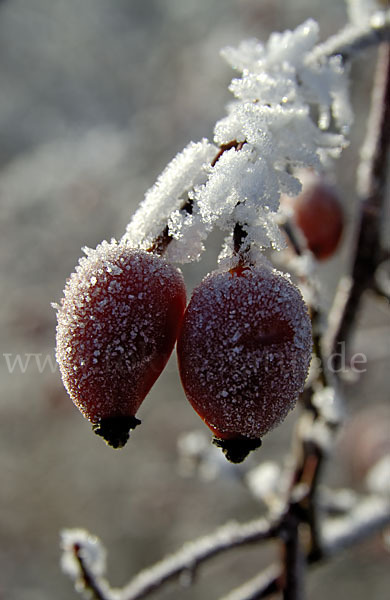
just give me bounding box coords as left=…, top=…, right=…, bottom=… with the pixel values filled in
left=124, top=19, right=352, bottom=264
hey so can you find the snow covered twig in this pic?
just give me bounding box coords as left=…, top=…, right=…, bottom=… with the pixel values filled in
left=61, top=519, right=276, bottom=600
left=61, top=495, right=390, bottom=600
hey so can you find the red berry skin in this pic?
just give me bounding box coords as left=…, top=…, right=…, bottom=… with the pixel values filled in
left=177, top=265, right=312, bottom=451
left=293, top=183, right=344, bottom=260
left=55, top=241, right=186, bottom=447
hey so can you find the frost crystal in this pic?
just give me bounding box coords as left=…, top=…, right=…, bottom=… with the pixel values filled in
left=124, top=20, right=352, bottom=263
left=123, top=139, right=217, bottom=251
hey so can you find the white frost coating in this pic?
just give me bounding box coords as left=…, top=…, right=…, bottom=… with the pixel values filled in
left=61, top=529, right=106, bottom=580
left=123, top=139, right=217, bottom=250
left=322, top=496, right=390, bottom=555
left=312, top=386, right=344, bottom=426
left=164, top=20, right=352, bottom=263
left=197, top=148, right=249, bottom=224
left=366, top=455, right=390, bottom=496
left=219, top=19, right=352, bottom=134
left=346, top=0, right=384, bottom=26
left=245, top=462, right=281, bottom=503
left=165, top=205, right=210, bottom=263
left=123, top=20, right=352, bottom=264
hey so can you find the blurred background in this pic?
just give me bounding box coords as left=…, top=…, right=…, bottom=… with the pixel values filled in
left=0, top=1, right=389, bottom=599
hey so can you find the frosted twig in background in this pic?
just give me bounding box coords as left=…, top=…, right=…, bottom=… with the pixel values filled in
left=330, top=42, right=390, bottom=363
left=61, top=494, right=390, bottom=600
left=61, top=530, right=110, bottom=600
left=346, top=0, right=387, bottom=26
left=312, top=8, right=390, bottom=61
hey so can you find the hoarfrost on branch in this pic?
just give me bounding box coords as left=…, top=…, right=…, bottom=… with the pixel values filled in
left=123, top=19, right=353, bottom=265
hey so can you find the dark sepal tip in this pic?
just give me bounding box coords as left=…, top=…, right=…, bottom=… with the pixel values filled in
left=92, top=415, right=141, bottom=448
left=212, top=435, right=262, bottom=463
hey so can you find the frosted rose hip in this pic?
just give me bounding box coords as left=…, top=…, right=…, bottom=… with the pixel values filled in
left=55, top=240, right=186, bottom=448
left=177, top=264, right=312, bottom=461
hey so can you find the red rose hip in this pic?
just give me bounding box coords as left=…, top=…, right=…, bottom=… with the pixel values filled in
left=293, top=182, right=344, bottom=260
left=55, top=240, right=186, bottom=448
left=177, top=264, right=312, bottom=462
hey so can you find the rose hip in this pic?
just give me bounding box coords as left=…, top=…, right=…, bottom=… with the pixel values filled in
left=177, top=264, right=312, bottom=462
left=55, top=240, right=186, bottom=448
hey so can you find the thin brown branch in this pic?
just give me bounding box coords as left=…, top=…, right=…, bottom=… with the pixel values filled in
left=280, top=515, right=306, bottom=600
left=291, top=438, right=326, bottom=562
left=72, top=543, right=112, bottom=600
left=211, top=140, right=246, bottom=167
left=331, top=42, right=390, bottom=364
